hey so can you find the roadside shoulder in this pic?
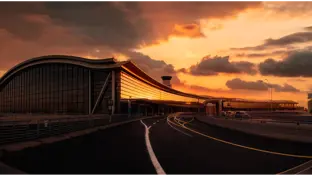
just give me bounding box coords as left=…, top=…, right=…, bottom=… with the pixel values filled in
left=196, top=116, right=312, bottom=144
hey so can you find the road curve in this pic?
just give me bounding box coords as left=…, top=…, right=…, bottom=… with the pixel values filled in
left=1, top=114, right=312, bottom=174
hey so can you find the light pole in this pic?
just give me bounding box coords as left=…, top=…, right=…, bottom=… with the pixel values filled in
left=264, top=79, right=273, bottom=112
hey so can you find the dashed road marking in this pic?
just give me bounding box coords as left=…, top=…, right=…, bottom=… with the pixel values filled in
left=168, top=116, right=312, bottom=159
left=167, top=119, right=192, bottom=137
left=140, top=120, right=166, bottom=175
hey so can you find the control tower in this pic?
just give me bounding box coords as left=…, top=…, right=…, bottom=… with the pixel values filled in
left=161, top=76, right=172, bottom=88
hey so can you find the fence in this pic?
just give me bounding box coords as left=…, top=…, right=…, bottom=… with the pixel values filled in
left=0, top=114, right=149, bottom=146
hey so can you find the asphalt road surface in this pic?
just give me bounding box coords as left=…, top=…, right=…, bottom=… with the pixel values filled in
left=1, top=114, right=312, bottom=174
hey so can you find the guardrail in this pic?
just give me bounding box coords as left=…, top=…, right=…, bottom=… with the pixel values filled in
left=251, top=119, right=312, bottom=125
left=0, top=114, right=155, bottom=146
left=218, top=115, right=312, bottom=126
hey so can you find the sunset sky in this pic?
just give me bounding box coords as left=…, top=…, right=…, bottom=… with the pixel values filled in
left=1, top=2, right=312, bottom=107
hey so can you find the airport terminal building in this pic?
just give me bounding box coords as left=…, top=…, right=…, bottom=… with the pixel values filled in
left=0, top=55, right=209, bottom=116
left=0, top=55, right=300, bottom=116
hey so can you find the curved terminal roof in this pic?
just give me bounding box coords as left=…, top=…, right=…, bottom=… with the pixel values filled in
left=0, top=55, right=212, bottom=101
left=0, top=55, right=299, bottom=105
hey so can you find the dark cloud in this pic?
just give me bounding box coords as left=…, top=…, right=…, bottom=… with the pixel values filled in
left=304, top=26, right=312, bottom=31
left=265, top=32, right=312, bottom=46
left=231, top=32, right=312, bottom=51
left=172, top=23, right=205, bottom=38
left=0, top=1, right=261, bottom=71
left=287, top=78, right=307, bottom=82
left=259, top=51, right=312, bottom=77
left=226, top=78, right=267, bottom=91
left=235, top=50, right=292, bottom=58
left=226, top=78, right=300, bottom=92
left=124, top=51, right=181, bottom=84
left=183, top=24, right=198, bottom=30
left=177, top=68, right=188, bottom=74
left=276, top=83, right=300, bottom=92
left=0, top=2, right=46, bottom=40
left=235, top=53, right=270, bottom=58
left=0, top=2, right=260, bottom=49
left=183, top=55, right=256, bottom=76
left=231, top=45, right=267, bottom=51
left=43, top=2, right=146, bottom=51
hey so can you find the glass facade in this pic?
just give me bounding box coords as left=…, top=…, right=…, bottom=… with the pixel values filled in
left=0, top=58, right=206, bottom=116
left=120, top=71, right=206, bottom=103
left=0, top=63, right=90, bottom=114
left=91, top=70, right=113, bottom=114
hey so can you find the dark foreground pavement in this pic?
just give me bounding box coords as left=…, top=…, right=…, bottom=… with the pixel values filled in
left=0, top=120, right=157, bottom=174
left=1, top=116, right=311, bottom=174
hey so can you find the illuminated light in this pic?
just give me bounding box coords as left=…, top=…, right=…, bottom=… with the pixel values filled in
left=120, top=71, right=206, bottom=104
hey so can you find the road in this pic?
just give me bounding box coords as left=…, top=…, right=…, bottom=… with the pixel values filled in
left=1, top=114, right=312, bottom=174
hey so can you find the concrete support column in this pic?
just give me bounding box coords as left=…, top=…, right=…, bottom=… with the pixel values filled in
left=218, top=100, right=222, bottom=116
left=88, top=70, right=92, bottom=115
left=111, top=70, right=115, bottom=115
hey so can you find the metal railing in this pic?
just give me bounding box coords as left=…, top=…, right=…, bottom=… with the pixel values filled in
left=250, top=119, right=312, bottom=125
left=0, top=114, right=151, bottom=146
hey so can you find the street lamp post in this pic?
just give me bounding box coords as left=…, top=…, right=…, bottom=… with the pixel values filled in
left=264, top=79, right=273, bottom=112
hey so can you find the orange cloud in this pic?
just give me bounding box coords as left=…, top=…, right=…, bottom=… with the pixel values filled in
left=172, top=23, right=204, bottom=38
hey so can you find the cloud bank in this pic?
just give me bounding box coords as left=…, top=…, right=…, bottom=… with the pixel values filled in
left=226, top=78, right=300, bottom=92
left=259, top=51, right=312, bottom=77
left=180, top=55, right=257, bottom=76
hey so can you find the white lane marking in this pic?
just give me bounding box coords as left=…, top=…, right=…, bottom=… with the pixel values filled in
left=171, top=118, right=312, bottom=159
left=169, top=114, right=312, bottom=159
left=167, top=119, right=192, bottom=137
left=295, top=167, right=312, bottom=176
left=278, top=160, right=312, bottom=174
left=276, top=160, right=312, bottom=176
left=140, top=120, right=166, bottom=175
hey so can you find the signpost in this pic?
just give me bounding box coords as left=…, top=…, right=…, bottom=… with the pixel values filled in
left=128, top=97, right=132, bottom=118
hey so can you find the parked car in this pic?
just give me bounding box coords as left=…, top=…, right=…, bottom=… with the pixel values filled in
left=234, top=111, right=251, bottom=119
left=226, top=111, right=235, bottom=118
